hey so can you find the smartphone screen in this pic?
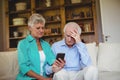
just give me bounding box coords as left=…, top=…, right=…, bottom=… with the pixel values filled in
left=56, top=53, right=65, bottom=61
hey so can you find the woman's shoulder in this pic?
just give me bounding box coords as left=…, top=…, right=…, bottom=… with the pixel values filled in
left=19, top=38, right=28, bottom=44
left=19, top=35, right=34, bottom=44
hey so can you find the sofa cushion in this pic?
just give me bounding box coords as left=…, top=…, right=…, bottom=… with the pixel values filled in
left=86, top=42, right=97, bottom=66
left=0, top=51, right=19, bottom=80
left=98, top=43, right=120, bottom=71
left=99, top=71, right=120, bottom=80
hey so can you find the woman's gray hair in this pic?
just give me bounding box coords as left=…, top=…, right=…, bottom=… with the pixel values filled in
left=63, top=22, right=81, bottom=35
left=28, top=13, right=45, bottom=27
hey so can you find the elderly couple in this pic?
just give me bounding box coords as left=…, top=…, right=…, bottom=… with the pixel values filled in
left=16, top=13, right=98, bottom=80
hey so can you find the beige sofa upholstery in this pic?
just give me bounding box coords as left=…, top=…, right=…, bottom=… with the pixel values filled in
left=0, top=42, right=120, bottom=80
left=0, top=51, right=19, bottom=80
left=86, top=42, right=120, bottom=80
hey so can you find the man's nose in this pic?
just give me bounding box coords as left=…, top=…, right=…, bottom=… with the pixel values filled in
left=68, top=37, right=72, bottom=41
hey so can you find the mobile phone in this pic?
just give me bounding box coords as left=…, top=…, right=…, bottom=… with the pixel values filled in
left=56, top=53, right=65, bottom=61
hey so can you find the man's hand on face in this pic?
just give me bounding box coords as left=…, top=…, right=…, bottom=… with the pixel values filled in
left=70, top=29, right=81, bottom=43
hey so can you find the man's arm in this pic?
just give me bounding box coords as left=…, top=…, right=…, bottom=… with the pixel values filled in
left=76, top=42, right=92, bottom=67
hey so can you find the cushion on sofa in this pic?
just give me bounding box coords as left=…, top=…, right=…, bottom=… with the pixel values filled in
left=86, top=42, right=98, bottom=66
left=0, top=51, right=19, bottom=80
left=99, top=71, right=120, bottom=80
left=98, top=43, right=120, bottom=71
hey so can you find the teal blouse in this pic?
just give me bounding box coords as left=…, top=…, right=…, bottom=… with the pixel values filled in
left=16, top=35, right=55, bottom=80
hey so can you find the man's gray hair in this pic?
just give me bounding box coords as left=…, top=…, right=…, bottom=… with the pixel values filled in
left=28, top=13, right=45, bottom=27
left=63, top=22, right=81, bottom=35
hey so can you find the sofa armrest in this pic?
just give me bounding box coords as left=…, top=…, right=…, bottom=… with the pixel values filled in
left=97, top=43, right=120, bottom=71
left=0, top=51, right=19, bottom=80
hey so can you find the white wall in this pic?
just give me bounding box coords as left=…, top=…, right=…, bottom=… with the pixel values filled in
left=99, top=0, right=120, bottom=42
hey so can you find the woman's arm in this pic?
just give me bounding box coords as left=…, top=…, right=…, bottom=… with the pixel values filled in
left=26, top=70, right=44, bottom=79
left=27, top=70, right=52, bottom=80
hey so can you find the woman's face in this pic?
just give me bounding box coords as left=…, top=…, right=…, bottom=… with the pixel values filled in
left=29, top=22, right=45, bottom=39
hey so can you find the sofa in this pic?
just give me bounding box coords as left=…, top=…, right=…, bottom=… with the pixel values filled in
left=0, top=51, right=18, bottom=80
left=0, top=42, right=120, bottom=80
left=86, top=42, right=120, bottom=80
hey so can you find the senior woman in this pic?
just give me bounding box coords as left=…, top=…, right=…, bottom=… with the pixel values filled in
left=16, top=13, right=56, bottom=80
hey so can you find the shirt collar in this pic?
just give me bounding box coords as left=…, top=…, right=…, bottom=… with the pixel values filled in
left=26, top=34, right=35, bottom=42
left=61, top=39, right=76, bottom=48
left=61, top=39, right=66, bottom=46
left=26, top=34, right=44, bottom=44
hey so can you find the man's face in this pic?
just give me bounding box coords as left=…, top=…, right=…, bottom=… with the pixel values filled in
left=64, top=27, right=76, bottom=47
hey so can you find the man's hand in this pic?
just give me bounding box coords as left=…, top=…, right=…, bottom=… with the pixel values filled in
left=52, top=59, right=65, bottom=72
left=70, top=29, right=81, bottom=43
